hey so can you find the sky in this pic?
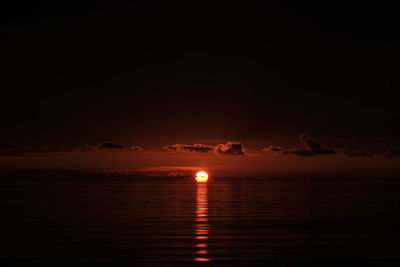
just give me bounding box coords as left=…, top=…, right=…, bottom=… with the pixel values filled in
left=1, top=1, right=400, bottom=176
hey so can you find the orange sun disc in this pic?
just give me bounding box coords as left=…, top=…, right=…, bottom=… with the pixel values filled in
left=195, top=171, right=208, bottom=182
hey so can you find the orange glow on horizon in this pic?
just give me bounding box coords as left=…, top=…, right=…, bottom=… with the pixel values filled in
left=195, top=171, right=208, bottom=182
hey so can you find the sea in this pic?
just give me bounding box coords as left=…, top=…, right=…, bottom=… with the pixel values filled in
left=1, top=174, right=400, bottom=266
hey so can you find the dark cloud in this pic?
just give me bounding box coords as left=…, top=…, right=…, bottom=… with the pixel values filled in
left=295, top=133, right=334, bottom=156
left=86, top=142, right=143, bottom=152
left=215, top=141, right=245, bottom=155
left=163, top=141, right=246, bottom=155
left=0, top=143, right=48, bottom=156
left=386, top=149, right=400, bottom=158
left=262, top=145, right=284, bottom=156
left=163, top=144, right=214, bottom=153
left=263, top=133, right=334, bottom=157
left=345, top=148, right=374, bottom=157
left=0, top=141, right=144, bottom=155
left=342, top=146, right=400, bottom=158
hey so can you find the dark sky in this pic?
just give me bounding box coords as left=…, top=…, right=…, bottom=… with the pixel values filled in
left=2, top=1, right=400, bottom=150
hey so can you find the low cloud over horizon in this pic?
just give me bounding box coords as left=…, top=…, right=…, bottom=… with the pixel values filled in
left=344, top=148, right=374, bottom=158
left=163, top=144, right=214, bottom=153
left=163, top=141, right=245, bottom=155
left=263, top=133, right=334, bottom=157
left=84, top=142, right=143, bottom=152
left=2, top=136, right=400, bottom=160
left=0, top=143, right=49, bottom=156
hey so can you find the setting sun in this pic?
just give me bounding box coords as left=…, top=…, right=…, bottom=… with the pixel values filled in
left=195, top=171, right=209, bottom=182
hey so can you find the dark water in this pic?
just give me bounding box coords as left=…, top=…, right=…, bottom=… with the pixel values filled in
left=2, top=176, right=400, bottom=266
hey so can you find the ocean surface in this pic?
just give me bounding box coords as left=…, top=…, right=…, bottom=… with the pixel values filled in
left=2, top=175, right=400, bottom=266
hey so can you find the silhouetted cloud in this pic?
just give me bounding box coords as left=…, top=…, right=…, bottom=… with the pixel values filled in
left=0, top=143, right=48, bottom=156
left=86, top=142, right=143, bottom=152
left=163, top=144, right=214, bottom=153
left=294, top=133, right=334, bottom=156
left=386, top=149, right=400, bottom=158
left=215, top=141, right=245, bottom=155
left=163, top=141, right=246, bottom=155
left=345, top=148, right=374, bottom=157
left=262, top=145, right=284, bottom=156
left=263, top=133, right=334, bottom=157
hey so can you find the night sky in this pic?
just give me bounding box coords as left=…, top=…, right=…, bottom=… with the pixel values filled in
left=2, top=1, right=400, bottom=176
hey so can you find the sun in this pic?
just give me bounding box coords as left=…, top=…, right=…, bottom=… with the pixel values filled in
left=195, top=171, right=208, bottom=182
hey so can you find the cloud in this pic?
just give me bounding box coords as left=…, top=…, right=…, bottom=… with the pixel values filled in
left=137, top=166, right=199, bottom=176
left=163, top=144, right=214, bottom=153
left=344, top=147, right=400, bottom=158
left=263, top=133, right=334, bottom=157
left=0, top=141, right=145, bottom=155
left=294, top=133, right=334, bottom=156
left=163, top=141, right=246, bottom=155
left=215, top=141, right=245, bottom=155
left=386, top=149, right=400, bottom=158
left=85, top=142, right=143, bottom=152
left=0, top=143, right=49, bottom=156
left=262, top=145, right=284, bottom=156
left=344, top=148, right=374, bottom=157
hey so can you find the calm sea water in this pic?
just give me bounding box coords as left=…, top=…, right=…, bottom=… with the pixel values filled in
left=2, top=176, right=400, bottom=266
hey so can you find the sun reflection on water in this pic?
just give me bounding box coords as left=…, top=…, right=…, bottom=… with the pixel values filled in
left=194, top=183, right=211, bottom=262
